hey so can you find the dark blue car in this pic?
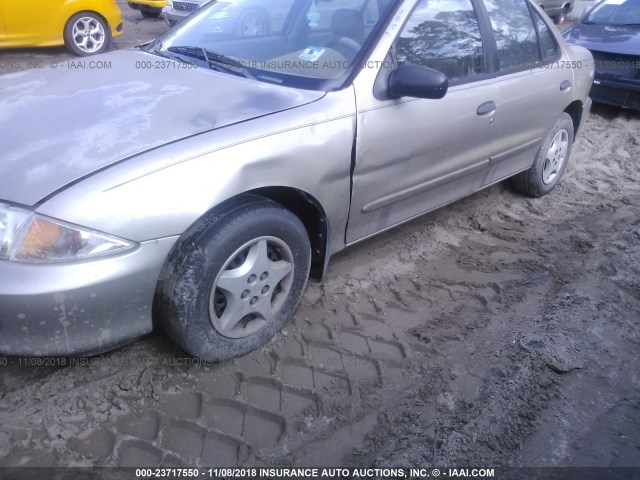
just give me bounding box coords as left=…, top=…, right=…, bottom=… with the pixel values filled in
left=564, top=0, right=640, bottom=109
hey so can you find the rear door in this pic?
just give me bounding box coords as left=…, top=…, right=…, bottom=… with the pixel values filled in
left=478, top=0, right=570, bottom=186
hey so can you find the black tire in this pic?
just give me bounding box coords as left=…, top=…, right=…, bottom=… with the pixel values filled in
left=511, top=113, right=574, bottom=198
left=156, top=194, right=311, bottom=361
left=64, top=12, right=111, bottom=56
left=141, top=9, right=162, bottom=18
left=235, top=9, right=270, bottom=37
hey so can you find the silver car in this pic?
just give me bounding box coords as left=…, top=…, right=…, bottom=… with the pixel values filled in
left=0, top=0, right=593, bottom=360
left=163, top=0, right=213, bottom=26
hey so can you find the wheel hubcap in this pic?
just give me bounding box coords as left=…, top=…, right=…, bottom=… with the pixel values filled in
left=542, top=129, right=569, bottom=185
left=209, top=236, right=294, bottom=339
left=72, top=17, right=106, bottom=53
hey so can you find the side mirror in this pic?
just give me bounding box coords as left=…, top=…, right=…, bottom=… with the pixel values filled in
left=388, top=65, right=449, bottom=100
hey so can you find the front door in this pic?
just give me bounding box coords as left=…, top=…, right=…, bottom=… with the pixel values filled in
left=347, top=0, right=497, bottom=244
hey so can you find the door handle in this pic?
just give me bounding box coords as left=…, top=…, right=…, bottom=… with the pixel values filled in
left=560, top=80, right=572, bottom=92
left=477, top=101, right=496, bottom=116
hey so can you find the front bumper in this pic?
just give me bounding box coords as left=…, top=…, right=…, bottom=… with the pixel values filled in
left=162, top=5, right=196, bottom=26
left=591, top=77, right=640, bottom=110
left=105, top=7, right=125, bottom=38
left=0, top=237, right=177, bottom=356
left=129, top=0, right=168, bottom=7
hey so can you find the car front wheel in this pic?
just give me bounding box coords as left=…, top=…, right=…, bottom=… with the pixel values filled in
left=511, top=112, right=574, bottom=198
left=64, top=12, right=111, bottom=56
left=156, top=195, right=311, bottom=361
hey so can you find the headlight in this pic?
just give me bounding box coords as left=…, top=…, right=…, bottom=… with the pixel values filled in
left=0, top=205, right=31, bottom=259
left=0, top=203, right=135, bottom=263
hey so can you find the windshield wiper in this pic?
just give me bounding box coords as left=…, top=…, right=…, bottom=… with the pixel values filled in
left=153, top=46, right=196, bottom=66
left=167, top=46, right=254, bottom=79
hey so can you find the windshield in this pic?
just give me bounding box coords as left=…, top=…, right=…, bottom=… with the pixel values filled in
left=584, top=0, right=640, bottom=25
left=154, top=0, right=398, bottom=90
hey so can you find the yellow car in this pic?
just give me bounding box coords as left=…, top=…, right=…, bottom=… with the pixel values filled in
left=0, top=0, right=123, bottom=56
left=127, top=0, right=167, bottom=18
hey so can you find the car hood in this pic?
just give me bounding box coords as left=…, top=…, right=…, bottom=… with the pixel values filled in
left=565, top=22, right=640, bottom=55
left=0, top=50, right=324, bottom=206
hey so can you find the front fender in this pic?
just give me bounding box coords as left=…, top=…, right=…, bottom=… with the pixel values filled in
left=36, top=88, right=356, bottom=257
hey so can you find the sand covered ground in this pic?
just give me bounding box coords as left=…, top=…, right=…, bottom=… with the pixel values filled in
left=0, top=104, right=638, bottom=470
left=0, top=2, right=638, bottom=470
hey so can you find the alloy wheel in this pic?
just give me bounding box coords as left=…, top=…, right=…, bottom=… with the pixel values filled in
left=72, top=17, right=106, bottom=54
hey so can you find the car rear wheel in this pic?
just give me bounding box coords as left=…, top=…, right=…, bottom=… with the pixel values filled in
left=64, top=12, right=111, bottom=56
left=156, top=195, right=311, bottom=361
left=511, top=113, right=574, bottom=198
